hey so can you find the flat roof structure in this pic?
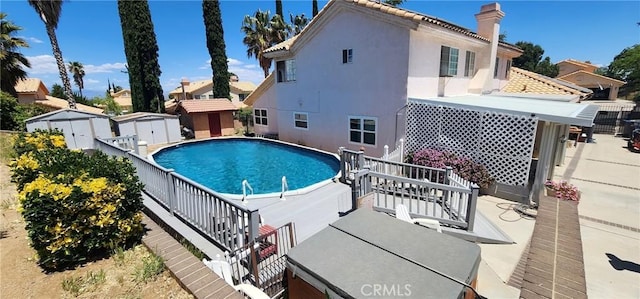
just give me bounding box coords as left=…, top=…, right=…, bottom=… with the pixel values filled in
left=410, top=94, right=600, bottom=127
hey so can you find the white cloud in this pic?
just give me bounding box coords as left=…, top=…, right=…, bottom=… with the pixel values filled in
left=25, top=55, right=127, bottom=75
left=227, top=58, right=243, bottom=66
left=17, top=36, right=44, bottom=44
left=199, top=59, right=212, bottom=70
left=84, top=62, right=127, bottom=74
left=85, top=78, right=100, bottom=84
left=26, top=55, right=59, bottom=74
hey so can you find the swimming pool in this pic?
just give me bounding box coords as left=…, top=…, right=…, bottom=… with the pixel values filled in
left=151, top=138, right=341, bottom=197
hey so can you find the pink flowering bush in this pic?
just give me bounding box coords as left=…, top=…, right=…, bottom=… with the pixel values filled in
left=544, top=180, right=580, bottom=201
left=407, top=148, right=495, bottom=189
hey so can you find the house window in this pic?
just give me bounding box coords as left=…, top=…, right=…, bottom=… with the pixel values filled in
left=342, top=49, right=353, bottom=64
left=294, top=112, right=308, bottom=129
left=254, top=109, right=268, bottom=126
left=277, top=59, right=296, bottom=82
left=239, top=94, right=246, bottom=101
left=505, top=60, right=512, bottom=79
left=349, top=116, right=376, bottom=146
left=464, top=51, right=476, bottom=77
left=208, top=94, right=215, bottom=99
left=439, top=46, right=459, bottom=77
left=494, top=57, right=500, bottom=78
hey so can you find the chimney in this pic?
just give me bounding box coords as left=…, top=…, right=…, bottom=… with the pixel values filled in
left=180, top=78, right=190, bottom=101
left=475, top=3, right=504, bottom=40
left=475, top=3, right=505, bottom=94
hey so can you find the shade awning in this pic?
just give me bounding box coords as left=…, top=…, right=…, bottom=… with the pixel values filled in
left=409, top=94, right=599, bottom=127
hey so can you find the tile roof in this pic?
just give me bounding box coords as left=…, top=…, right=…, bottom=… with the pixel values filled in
left=264, top=0, right=522, bottom=54
left=168, top=79, right=213, bottom=95
left=229, top=81, right=257, bottom=93
left=42, top=96, right=105, bottom=114
left=558, top=59, right=598, bottom=69
left=557, top=70, right=626, bottom=86
left=178, top=99, right=238, bottom=113
left=15, top=78, right=48, bottom=94
left=243, top=72, right=275, bottom=106
left=502, top=67, right=592, bottom=98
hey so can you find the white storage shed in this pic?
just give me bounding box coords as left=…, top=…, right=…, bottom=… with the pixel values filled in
left=111, top=112, right=181, bottom=145
left=25, top=109, right=112, bottom=150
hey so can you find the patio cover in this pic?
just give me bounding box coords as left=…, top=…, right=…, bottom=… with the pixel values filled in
left=409, top=94, right=600, bottom=127
left=286, top=209, right=481, bottom=298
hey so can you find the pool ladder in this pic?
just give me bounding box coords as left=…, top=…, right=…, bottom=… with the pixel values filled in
left=242, top=179, right=253, bottom=203
left=280, top=176, right=289, bottom=200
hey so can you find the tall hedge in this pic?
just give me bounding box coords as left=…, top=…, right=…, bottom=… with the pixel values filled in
left=117, top=0, right=164, bottom=113
left=10, top=130, right=144, bottom=270
left=203, top=0, right=230, bottom=99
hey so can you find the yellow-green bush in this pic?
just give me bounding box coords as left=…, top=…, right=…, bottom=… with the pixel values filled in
left=10, top=130, right=144, bottom=270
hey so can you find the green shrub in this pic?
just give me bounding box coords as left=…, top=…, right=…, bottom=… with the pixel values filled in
left=10, top=130, right=145, bottom=270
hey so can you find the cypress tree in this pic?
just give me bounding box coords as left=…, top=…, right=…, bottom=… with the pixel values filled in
left=203, top=0, right=230, bottom=98
left=275, top=0, right=283, bottom=18
left=117, top=0, right=164, bottom=113
left=312, top=0, right=318, bottom=18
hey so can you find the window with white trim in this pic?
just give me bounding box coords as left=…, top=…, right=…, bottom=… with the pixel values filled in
left=239, top=94, right=246, bottom=101
left=439, top=46, right=459, bottom=77
left=349, top=116, right=376, bottom=146
left=294, top=112, right=308, bottom=129
left=505, top=59, right=512, bottom=79
left=254, top=109, right=268, bottom=126
left=464, top=51, right=476, bottom=77
left=494, top=57, right=500, bottom=78
left=342, top=49, right=353, bottom=64
left=276, top=59, right=296, bottom=82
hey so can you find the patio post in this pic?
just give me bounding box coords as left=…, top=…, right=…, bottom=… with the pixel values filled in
left=467, top=184, right=480, bottom=231
left=338, top=147, right=345, bottom=182
left=444, top=166, right=452, bottom=185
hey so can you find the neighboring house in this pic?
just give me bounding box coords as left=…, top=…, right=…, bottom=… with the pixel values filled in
left=502, top=67, right=593, bottom=101
left=14, top=78, right=104, bottom=114
left=556, top=59, right=626, bottom=100
left=110, top=89, right=133, bottom=112
left=246, top=0, right=522, bottom=157
left=172, top=99, right=237, bottom=138
left=167, top=77, right=256, bottom=109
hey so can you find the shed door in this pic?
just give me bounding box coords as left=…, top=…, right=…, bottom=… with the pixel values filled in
left=151, top=119, right=168, bottom=144
left=70, top=119, right=94, bottom=149
left=208, top=113, right=222, bottom=137
left=49, top=120, right=76, bottom=149
left=135, top=120, right=154, bottom=144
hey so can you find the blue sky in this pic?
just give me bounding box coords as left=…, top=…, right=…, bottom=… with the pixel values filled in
left=3, top=0, right=639, bottom=98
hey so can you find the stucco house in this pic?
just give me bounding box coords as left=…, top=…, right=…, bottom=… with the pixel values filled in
left=109, top=89, right=133, bottom=112
left=502, top=67, right=593, bottom=101
left=170, top=99, right=237, bottom=139
left=245, top=0, right=522, bottom=157
left=556, top=59, right=626, bottom=100
left=14, top=78, right=104, bottom=114
left=168, top=77, right=256, bottom=109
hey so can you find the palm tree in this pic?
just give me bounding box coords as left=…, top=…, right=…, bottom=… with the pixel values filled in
left=0, top=13, right=31, bottom=96
left=241, top=10, right=290, bottom=78
left=67, top=61, right=84, bottom=97
left=288, top=13, right=309, bottom=36
left=28, top=0, right=76, bottom=109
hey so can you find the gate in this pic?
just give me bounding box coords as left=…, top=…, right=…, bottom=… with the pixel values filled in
left=592, top=104, right=635, bottom=134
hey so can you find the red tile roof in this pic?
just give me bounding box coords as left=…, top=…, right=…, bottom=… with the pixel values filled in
left=179, top=99, right=237, bottom=113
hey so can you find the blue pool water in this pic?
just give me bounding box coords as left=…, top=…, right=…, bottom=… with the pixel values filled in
left=152, top=138, right=340, bottom=195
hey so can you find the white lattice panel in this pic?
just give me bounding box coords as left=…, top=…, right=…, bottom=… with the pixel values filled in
left=406, top=101, right=538, bottom=186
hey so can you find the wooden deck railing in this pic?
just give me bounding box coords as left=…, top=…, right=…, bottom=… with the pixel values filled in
left=94, top=138, right=261, bottom=252
left=226, top=222, right=296, bottom=298
left=340, top=148, right=479, bottom=231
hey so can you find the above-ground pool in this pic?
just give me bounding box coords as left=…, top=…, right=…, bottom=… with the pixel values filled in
left=152, top=138, right=340, bottom=196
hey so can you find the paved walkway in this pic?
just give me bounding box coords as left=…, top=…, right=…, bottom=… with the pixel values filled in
left=555, top=134, right=640, bottom=298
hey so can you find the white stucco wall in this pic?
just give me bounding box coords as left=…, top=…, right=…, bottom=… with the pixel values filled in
left=407, top=30, right=488, bottom=98
left=272, top=8, right=410, bottom=157
left=252, top=83, right=278, bottom=136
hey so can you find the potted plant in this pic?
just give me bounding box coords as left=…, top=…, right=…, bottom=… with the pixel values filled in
left=544, top=180, right=580, bottom=202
